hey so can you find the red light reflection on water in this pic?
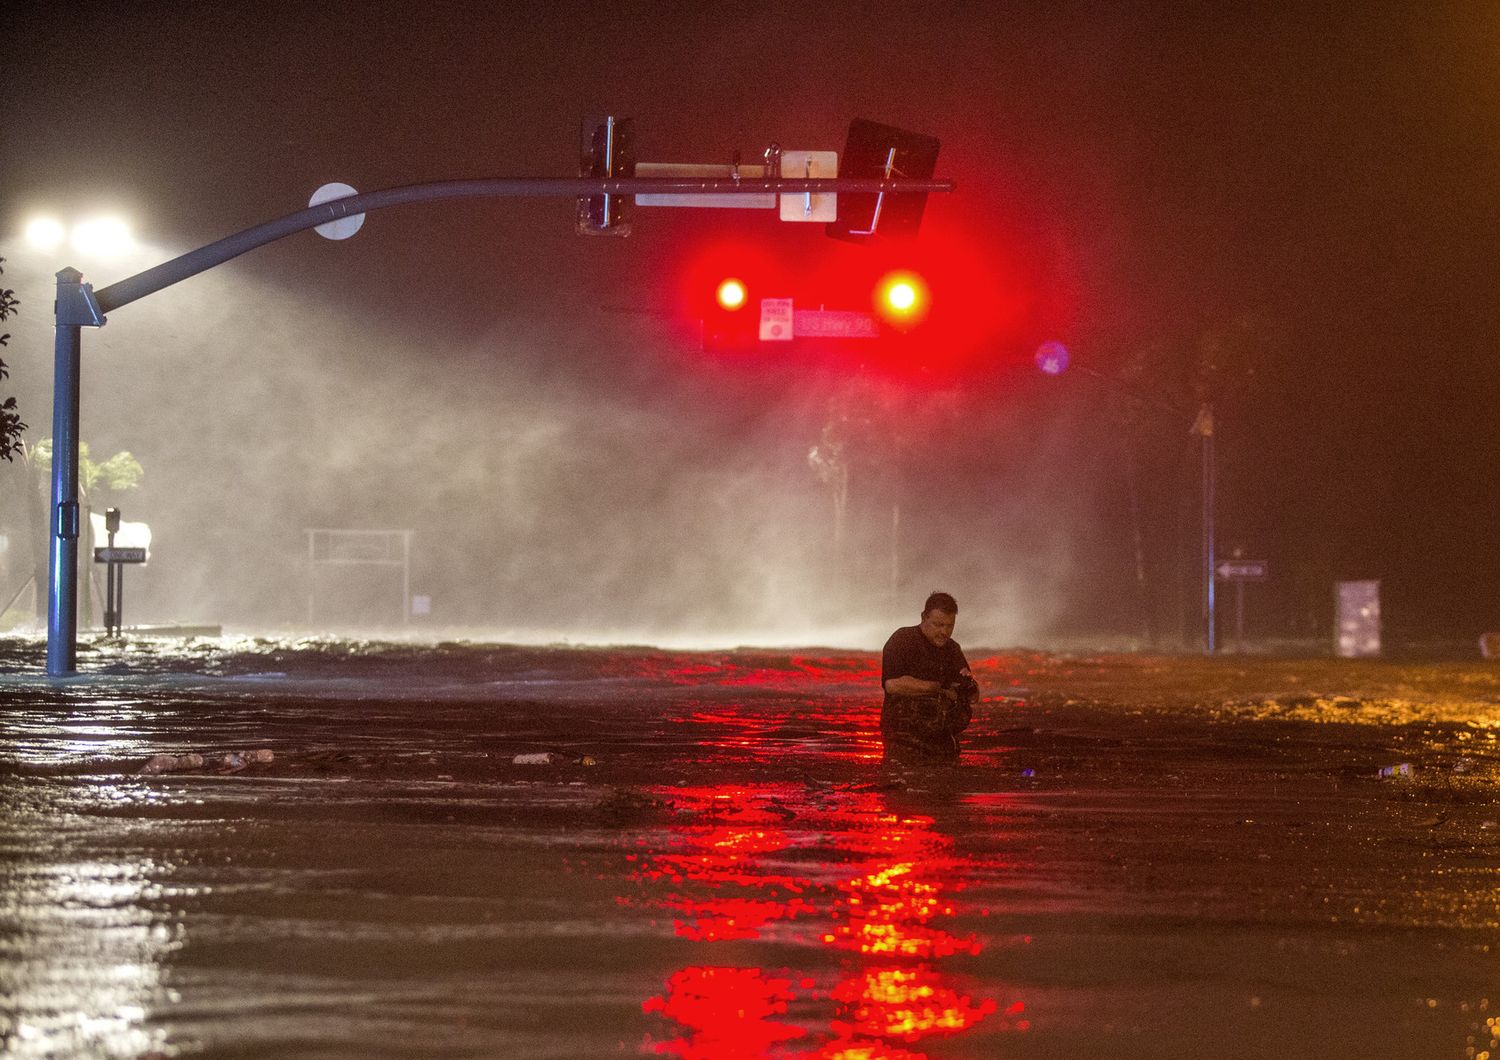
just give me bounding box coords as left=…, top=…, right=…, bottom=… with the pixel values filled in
left=593, top=653, right=890, bottom=765
left=644, top=966, right=806, bottom=1058
left=636, top=785, right=1022, bottom=1057
left=821, top=815, right=984, bottom=961
left=831, top=966, right=999, bottom=1043
left=597, top=652, right=880, bottom=689
left=634, top=787, right=811, bottom=943
left=676, top=702, right=884, bottom=766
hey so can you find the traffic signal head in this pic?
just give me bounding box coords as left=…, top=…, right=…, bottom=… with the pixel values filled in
left=700, top=268, right=934, bottom=356
left=874, top=270, right=930, bottom=329
left=715, top=277, right=748, bottom=311
left=826, top=119, right=942, bottom=243
left=688, top=208, right=1074, bottom=380
left=701, top=275, right=760, bottom=353
left=886, top=281, right=916, bottom=311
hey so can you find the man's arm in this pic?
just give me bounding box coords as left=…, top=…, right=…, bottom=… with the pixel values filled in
left=882, top=628, right=953, bottom=698
left=957, top=646, right=979, bottom=695
left=883, top=675, right=944, bottom=696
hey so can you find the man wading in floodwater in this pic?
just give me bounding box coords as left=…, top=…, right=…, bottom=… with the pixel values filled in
left=880, top=591, right=981, bottom=762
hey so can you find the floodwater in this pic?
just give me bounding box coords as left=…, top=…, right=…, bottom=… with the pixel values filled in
left=2, top=636, right=1499, bottom=1058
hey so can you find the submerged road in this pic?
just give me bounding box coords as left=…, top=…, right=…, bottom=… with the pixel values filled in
left=2, top=637, right=1498, bottom=1058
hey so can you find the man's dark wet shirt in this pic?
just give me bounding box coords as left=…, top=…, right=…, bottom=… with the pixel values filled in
left=879, top=624, right=974, bottom=761
left=880, top=624, right=971, bottom=701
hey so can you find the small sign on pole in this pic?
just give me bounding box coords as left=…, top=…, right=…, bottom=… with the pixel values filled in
left=90, top=509, right=149, bottom=637
left=1216, top=559, right=1268, bottom=580
left=759, top=298, right=794, bottom=341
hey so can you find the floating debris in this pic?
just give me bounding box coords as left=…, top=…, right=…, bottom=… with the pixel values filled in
left=512, top=752, right=597, bottom=766
left=138, top=753, right=205, bottom=775
left=138, top=749, right=273, bottom=776
left=592, top=787, right=666, bottom=825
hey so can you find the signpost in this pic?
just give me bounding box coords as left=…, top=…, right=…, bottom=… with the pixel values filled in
left=1216, top=558, right=1268, bottom=653
left=92, top=507, right=148, bottom=636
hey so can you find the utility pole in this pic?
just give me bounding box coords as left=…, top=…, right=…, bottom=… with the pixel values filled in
left=1192, top=402, right=1216, bottom=654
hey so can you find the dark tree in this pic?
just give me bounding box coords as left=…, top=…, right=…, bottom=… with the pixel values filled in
left=0, top=258, right=25, bottom=461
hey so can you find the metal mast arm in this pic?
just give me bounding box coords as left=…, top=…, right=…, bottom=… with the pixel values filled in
left=94, top=177, right=953, bottom=312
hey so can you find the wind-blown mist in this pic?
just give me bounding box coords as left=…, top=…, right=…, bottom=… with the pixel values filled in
left=0, top=245, right=1100, bottom=650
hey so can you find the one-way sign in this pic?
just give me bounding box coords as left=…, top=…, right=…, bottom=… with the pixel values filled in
left=1216, top=559, right=1268, bottom=580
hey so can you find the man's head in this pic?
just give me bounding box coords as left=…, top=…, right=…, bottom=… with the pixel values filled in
left=919, top=591, right=958, bottom=647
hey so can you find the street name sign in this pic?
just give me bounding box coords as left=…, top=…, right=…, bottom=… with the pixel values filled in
left=635, top=153, right=838, bottom=220
left=95, top=547, right=147, bottom=564
left=633, top=163, right=776, bottom=209
left=793, top=308, right=880, bottom=339
left=1216, top=560, right=1268, bottom=580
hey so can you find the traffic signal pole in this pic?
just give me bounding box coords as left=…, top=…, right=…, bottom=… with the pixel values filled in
left=44, top=173, right=953, bottom=676
left=47, top=268, right=101, bottom=677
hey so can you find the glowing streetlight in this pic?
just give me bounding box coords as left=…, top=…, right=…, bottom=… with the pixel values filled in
left=25, top=217, right=66, bottom=251
left=25, top=215, right=134, bottom=257
left=70, top=217, right=134, bottom=258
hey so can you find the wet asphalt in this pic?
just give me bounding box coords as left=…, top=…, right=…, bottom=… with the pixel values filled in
left=2, top=636, right=1499, bottom=1058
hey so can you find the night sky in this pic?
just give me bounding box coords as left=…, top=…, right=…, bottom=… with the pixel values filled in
left=1, top=3, right=1496, bottom=647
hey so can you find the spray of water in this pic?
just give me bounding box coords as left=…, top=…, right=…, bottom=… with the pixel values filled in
left=0, top=242, right=1094, bottom=651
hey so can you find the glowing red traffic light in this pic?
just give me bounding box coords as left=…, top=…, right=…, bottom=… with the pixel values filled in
left=886, top=280, right=917, bottom=311
left=716, top=278, right=748, bottom=311
left=874, top=270, right=929, bottom=328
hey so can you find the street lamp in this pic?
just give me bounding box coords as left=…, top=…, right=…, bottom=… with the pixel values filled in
left=26, top=215, right=135, bottom=258
left=71, top=218, right=134, bottom=258
left=24, top=218, right=66, bottom=252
